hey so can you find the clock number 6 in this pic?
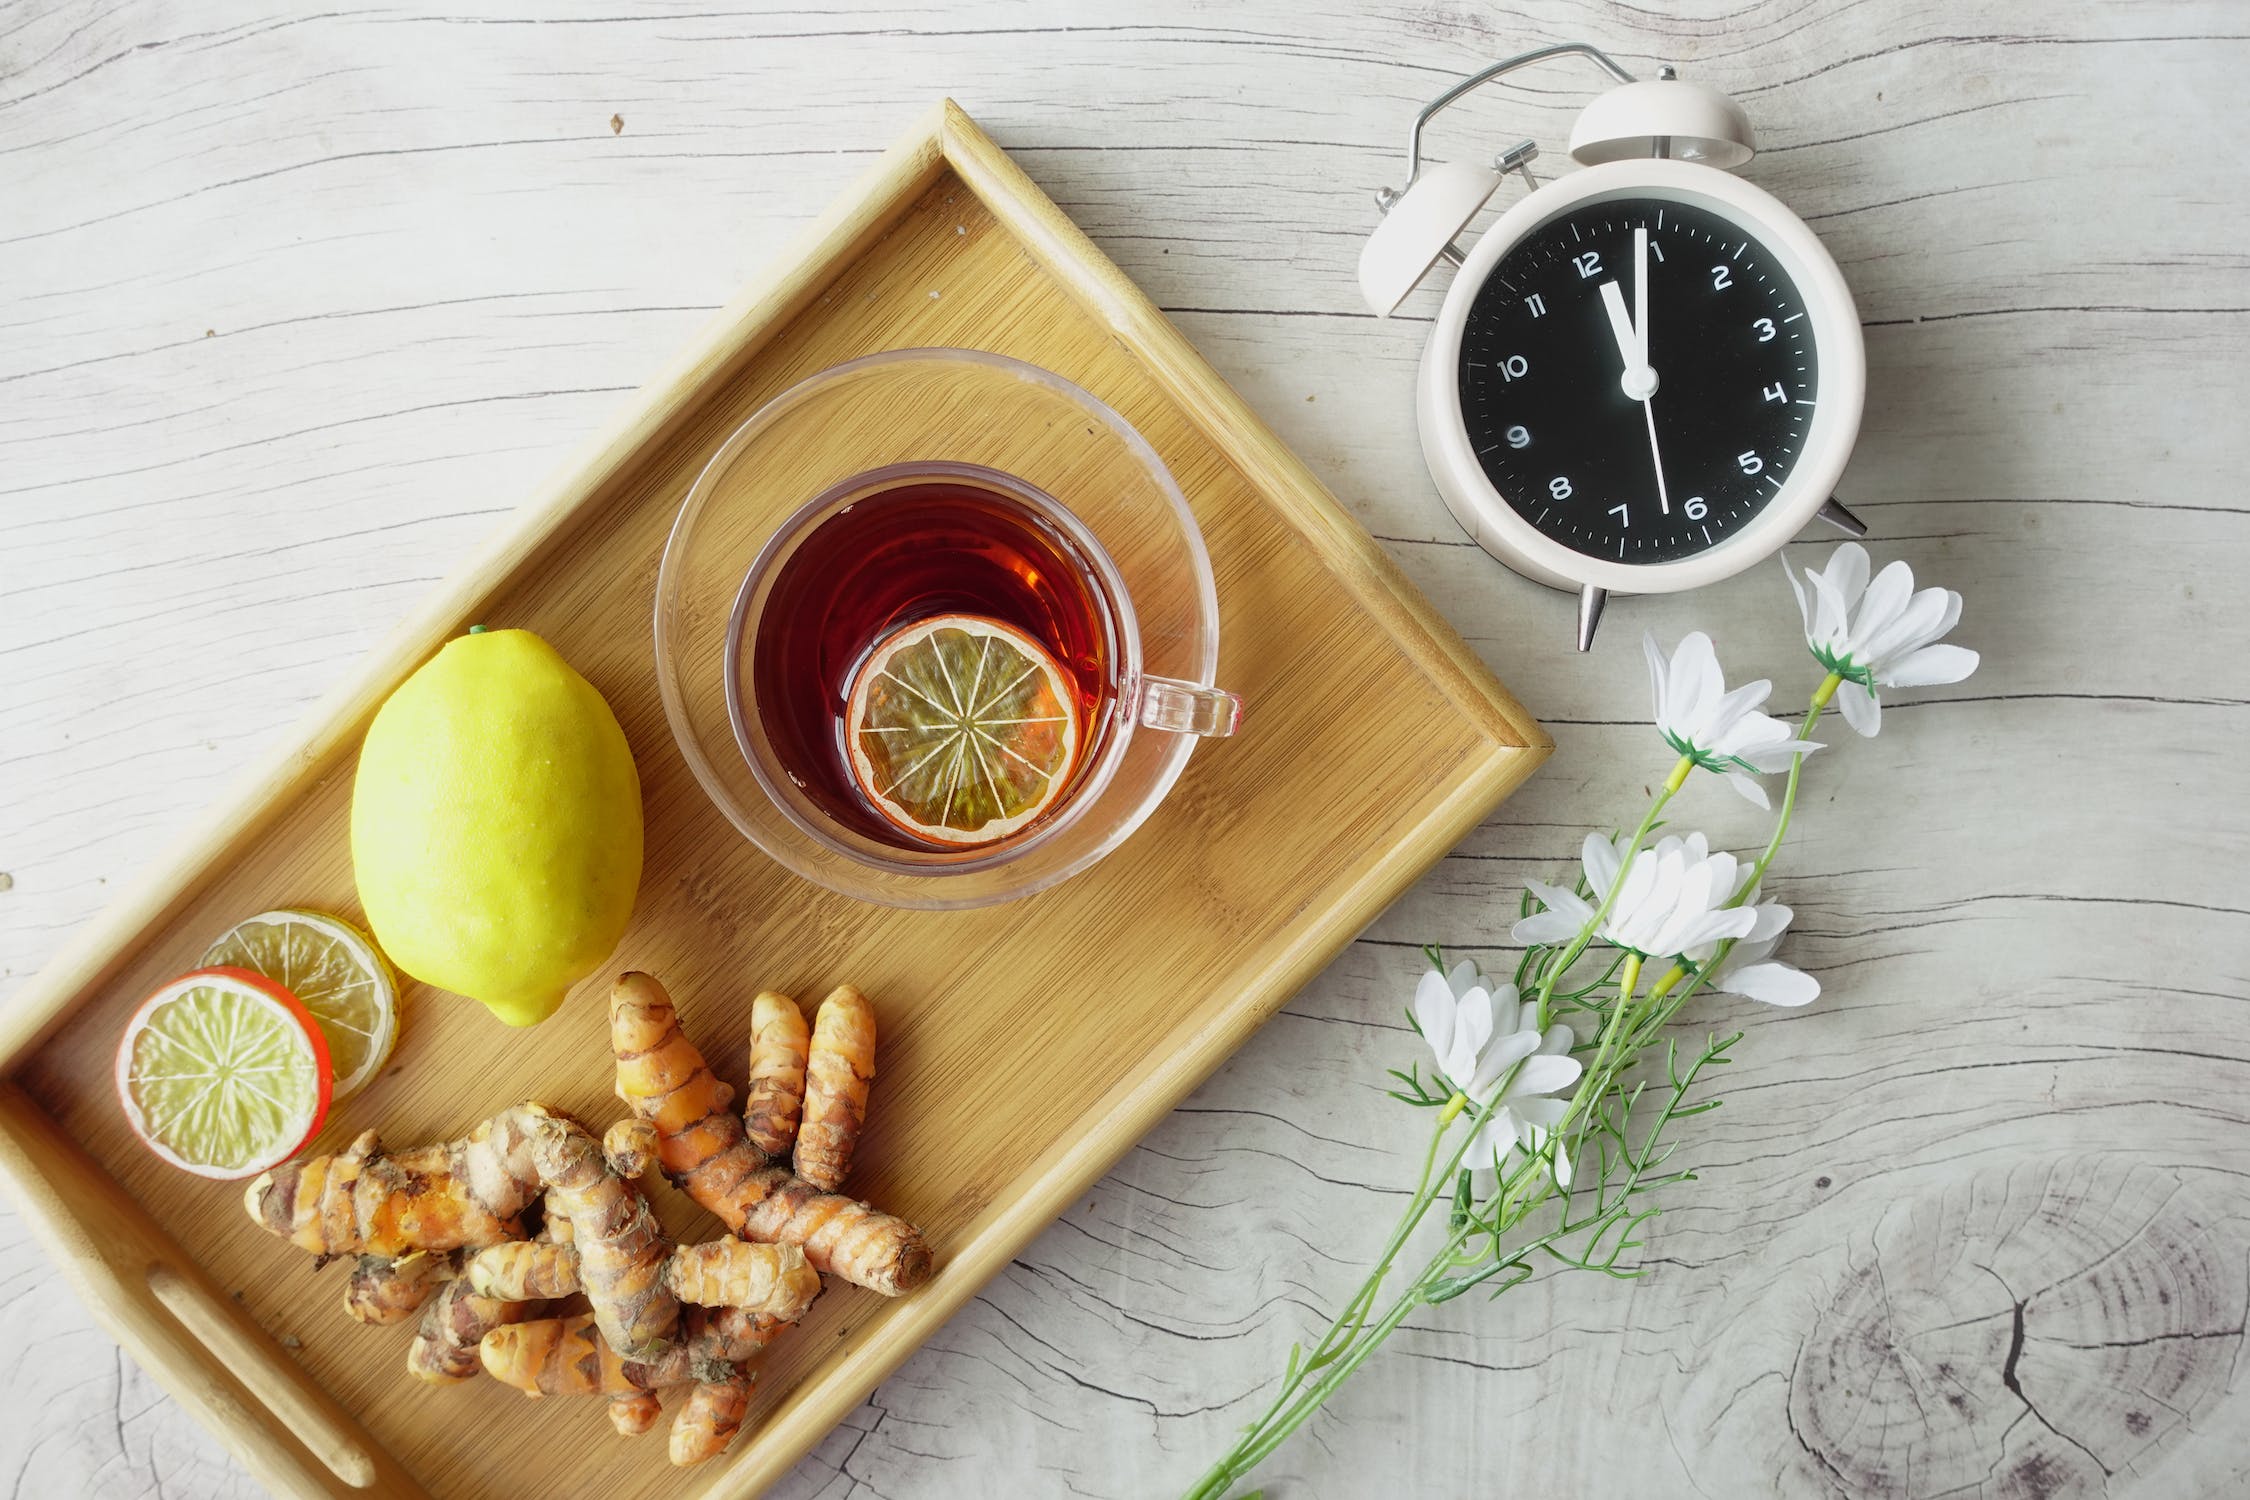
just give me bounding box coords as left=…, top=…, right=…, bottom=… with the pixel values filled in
left=1685, top=496, right=1709, bottom=521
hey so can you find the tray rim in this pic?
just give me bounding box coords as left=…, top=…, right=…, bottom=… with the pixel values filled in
left=0, top=99, right=1551, bottom=1498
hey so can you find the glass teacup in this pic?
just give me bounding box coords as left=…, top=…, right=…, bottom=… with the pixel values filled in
left=655, top=349, right=1241, bottom=909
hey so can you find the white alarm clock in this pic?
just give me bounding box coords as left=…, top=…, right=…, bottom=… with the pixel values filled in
left=1360, top=44, right=1868, bottom=649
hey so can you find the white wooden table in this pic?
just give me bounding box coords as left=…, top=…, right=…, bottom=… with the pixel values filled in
left=5, top=4, right=2244, bottom=1497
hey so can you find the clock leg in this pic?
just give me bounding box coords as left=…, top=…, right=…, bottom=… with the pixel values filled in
left=1817, top=496, right=1869, bottom=537
left=1577, top=584, right=1609, bottom=653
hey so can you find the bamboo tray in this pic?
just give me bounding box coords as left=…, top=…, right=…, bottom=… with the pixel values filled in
left=0, top=101, right=1548, bottom=1498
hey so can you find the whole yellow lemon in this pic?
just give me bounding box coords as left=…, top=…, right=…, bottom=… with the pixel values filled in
left=351, top=628, right=642, bottom=1027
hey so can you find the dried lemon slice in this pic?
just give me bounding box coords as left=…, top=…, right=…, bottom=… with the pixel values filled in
left=846, top=614, right=1080, bottom=846
left=204, top=909, right=398, bottom=1099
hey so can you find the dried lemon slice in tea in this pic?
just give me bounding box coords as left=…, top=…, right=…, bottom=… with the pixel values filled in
left=846, top=614, right=1082, bottom=846
left=114, top=967, right=333, bottom=1179
left=203, top=909, right=398, bottom=1099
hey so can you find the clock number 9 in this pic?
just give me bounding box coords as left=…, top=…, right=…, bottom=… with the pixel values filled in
left=1506, top=425, right=1531, bottom=449
left=1685, top=496, right=1709, bottom=521
left=1499, top=354, right=1529, bottom=382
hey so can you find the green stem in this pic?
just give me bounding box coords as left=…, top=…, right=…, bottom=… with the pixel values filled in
left=1745, top=674, right=1838, bottom=894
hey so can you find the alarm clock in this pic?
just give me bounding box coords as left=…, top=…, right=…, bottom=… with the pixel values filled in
left=1359, top=43, right=1869, bottom=650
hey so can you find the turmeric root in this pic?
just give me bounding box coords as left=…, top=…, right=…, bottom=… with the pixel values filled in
left=343, top=1249, right=453, bottom=1326
left=608, top=1390, right=661, bottom=1437
left=794, top=985, right=874, bottom=1190
left=480, top=1307, right=785, bottom=1466
left=610, top=972, right=933, bottom=1296
left=408, top=1277, right=538, bottom=1384
left=466, top=1240, right=579, bottom=1301
left=467, top=1235, right=820, bottom=1323
left=667, top=1238, right=819, bottom=1318
left=603, top=1118, right=660, bottom=1179
left=244, top=1107, right=552, bottom=1257
left=742, top=991, right=809, bottom=1160
left=670, top=1378, right=752, bottom=1467
left=528, top=1112, right=678, bottom=1359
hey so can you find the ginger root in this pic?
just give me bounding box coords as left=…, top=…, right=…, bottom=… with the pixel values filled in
left=743, top=991, right=809, bottom=1160
left=244, top=1107, right=552, bottom=1257
left=610, top=972, right=933, bottom=1296
left=795, top=985, right=873, bottom=1190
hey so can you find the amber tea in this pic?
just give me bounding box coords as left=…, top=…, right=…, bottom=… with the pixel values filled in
left=743, top=472, right=1123, bottom=850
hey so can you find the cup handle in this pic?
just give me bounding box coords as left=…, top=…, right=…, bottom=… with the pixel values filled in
left=1138, top=675, right=1243, bottom=737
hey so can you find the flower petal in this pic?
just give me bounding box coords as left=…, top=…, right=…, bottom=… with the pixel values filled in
left=1512, top=911, right=1586, bottom=946
left=1724, top=770, right=1772, bottom=808
left=1540, top=1022, right=1575, bottom=1058
left=1453, top=986, right=1494, bottom=1065
left=1445, top=957, right=1482, bottom=998
left=1511, top=1096, right=1568, bottom=1129
left=1852, top=560, right=1916, bottom=652
left=1825, top=543, right=1870, bottom=612
left=1507, top=1053, right=1583, bottom=1098
left=1467, top=1028, right=1541, bottom=1096
left=1879, top=642, right=1980, bottom=688
left=1643, top=631, right=1671, bottom=729
left=1783, top=551, right=1818, bottom=637
left=1581, top=831, right=1623, bottom=896
left=1835, top=678, right=1881, bottom=737
left=1412, top=969, right=1456, bottom=1056
left=1747, top=901, right=1793, bottom=944
left=1718, top=961, right=1821, bottom=1007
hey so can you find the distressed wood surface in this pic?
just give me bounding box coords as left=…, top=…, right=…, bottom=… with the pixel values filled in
left=2, top=3, right=2243, bottom=1498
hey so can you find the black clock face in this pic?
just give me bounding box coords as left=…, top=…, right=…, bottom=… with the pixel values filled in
left=1456, top=195, right=1819, bottom=564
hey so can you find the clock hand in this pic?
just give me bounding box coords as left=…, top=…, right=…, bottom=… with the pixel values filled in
left=1642, top=396, right=1672, bottom=515
left=1598, top=280, right=1658, bottom=401
left=1598, top=280, right=1637, bottom=373
left=1633, top=225, right=1649, bottom=373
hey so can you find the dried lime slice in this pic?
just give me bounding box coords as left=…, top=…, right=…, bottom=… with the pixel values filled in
left=115, top=967, right=332, bottom=1179
left=846, top=614, right=1080, bottom=845
left=204, top=909, right=398, bottom=1099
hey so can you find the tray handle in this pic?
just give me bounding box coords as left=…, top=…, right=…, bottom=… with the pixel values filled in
left=0, top=1084, right=391, bottom=1495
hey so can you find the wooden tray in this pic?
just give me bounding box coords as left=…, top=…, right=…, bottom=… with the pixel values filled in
left=0, top=101, right=1547, bottom=1498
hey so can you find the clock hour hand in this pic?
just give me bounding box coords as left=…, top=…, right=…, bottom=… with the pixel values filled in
left=1598, top=281, right=1657, bottom=401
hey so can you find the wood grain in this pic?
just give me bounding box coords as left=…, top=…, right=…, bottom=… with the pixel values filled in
left=4, top=3, right=2247, bottom=1498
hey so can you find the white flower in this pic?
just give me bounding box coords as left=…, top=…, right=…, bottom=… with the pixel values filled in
left=1686, top=892, right=1820, bottom=1008
left=1412, top=960, right=1582, bottom=1181
left=1512, top=832, right=1760, bottom=963
left=1785, top=542, right=1979, bottom=737
left=1644, top=630, right=1819, bottom=808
